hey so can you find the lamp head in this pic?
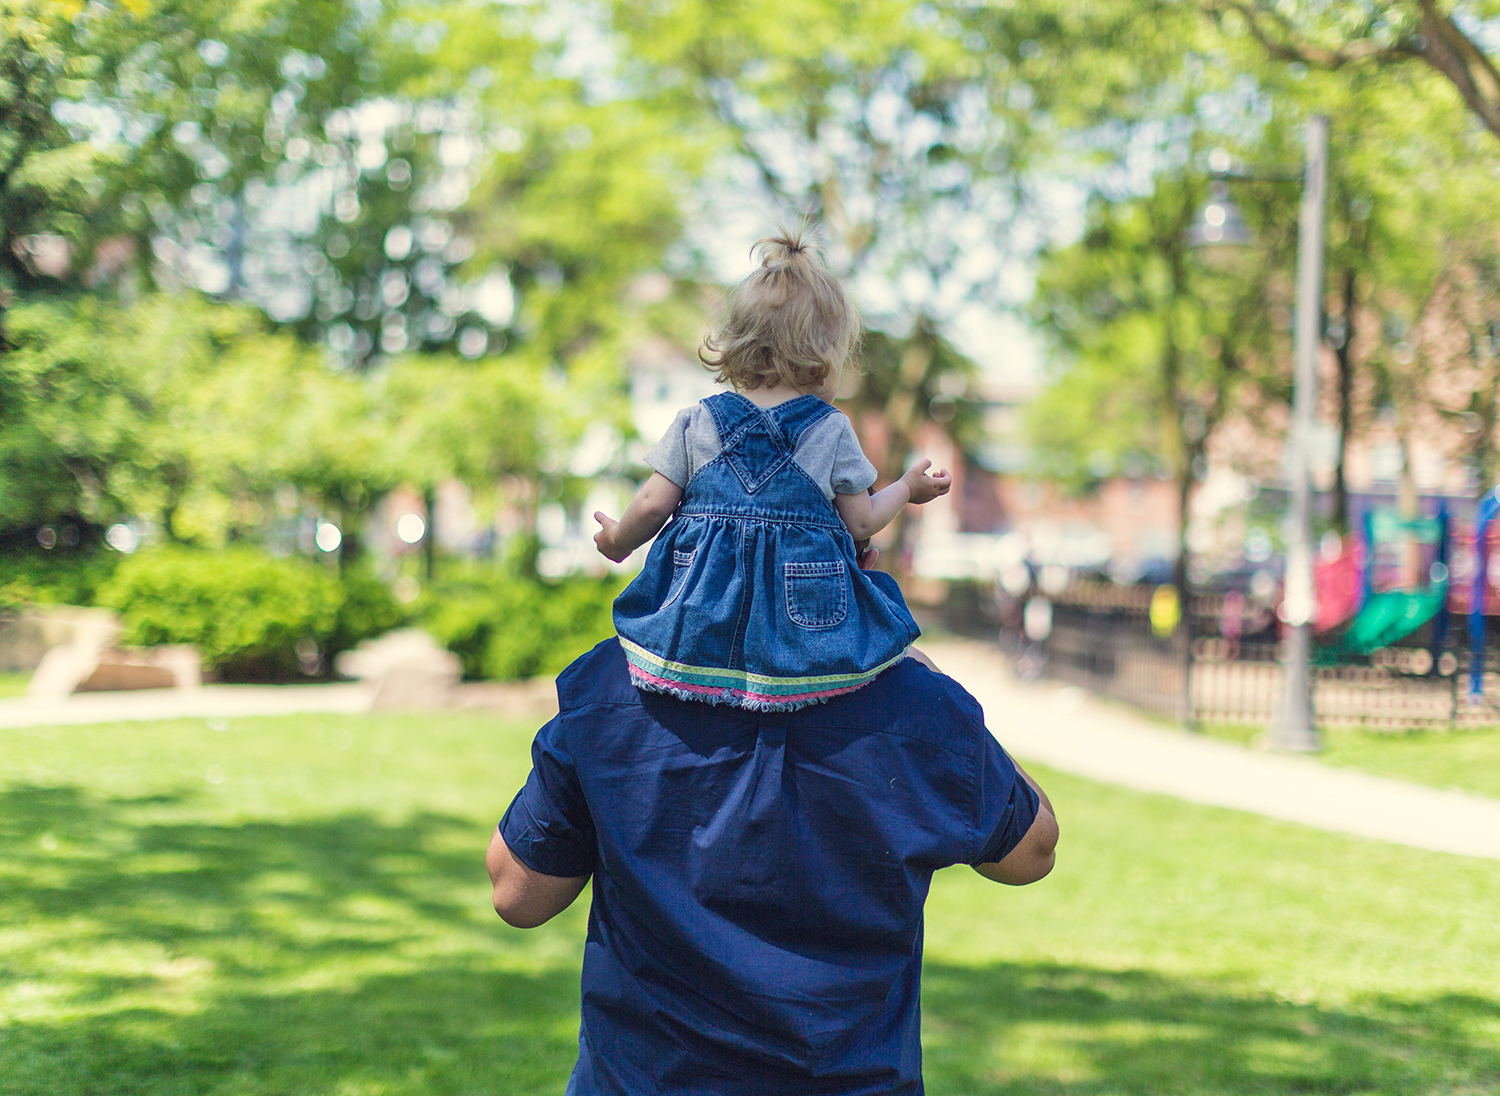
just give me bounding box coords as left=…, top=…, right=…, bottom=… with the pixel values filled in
left=1187, top=181, right=1253, bottom=249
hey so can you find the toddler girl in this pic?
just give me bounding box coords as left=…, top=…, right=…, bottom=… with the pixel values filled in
left=593, top=228, right=950, bottom=709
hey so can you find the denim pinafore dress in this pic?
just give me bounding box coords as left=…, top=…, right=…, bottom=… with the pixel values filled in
left=614, top=392, right=920, bottom=710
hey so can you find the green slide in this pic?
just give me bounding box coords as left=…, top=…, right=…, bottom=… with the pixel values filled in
left=1320, top=580, right=1448, bottom=658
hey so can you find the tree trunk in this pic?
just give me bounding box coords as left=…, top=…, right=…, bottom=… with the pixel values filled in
left=1174, top=452, right=1197, bottom=731
left=874, top=328, right=936, bottom=580
left=423, top=485, right=437, bottom=583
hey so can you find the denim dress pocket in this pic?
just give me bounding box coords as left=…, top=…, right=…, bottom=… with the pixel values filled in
left=661, top=548, right=697, bottom=609
left=783, top=560, right=849, bottom=629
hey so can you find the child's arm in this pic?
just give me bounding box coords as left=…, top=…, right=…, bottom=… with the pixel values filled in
left=833, top=459, right=951, bottom=542
left=594, top=472, right=685, bottom=562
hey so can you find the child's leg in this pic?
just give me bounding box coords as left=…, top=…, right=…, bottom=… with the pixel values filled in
left=905, top=646, right=940, bottom=673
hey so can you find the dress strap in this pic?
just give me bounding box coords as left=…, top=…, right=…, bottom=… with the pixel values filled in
left=769, top=394, right=840, bottom=447
left=702, top=392, right=817, bottom=495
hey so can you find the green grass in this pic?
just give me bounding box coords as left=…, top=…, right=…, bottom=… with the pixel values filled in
left=2, top=712, right=1498, bottom=1095
left=0, top=671, right=31, bottom=698
left=1198, top=721, right=1500, bottom=800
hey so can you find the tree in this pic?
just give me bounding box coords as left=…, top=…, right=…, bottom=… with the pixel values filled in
left=1029, top=176, right=1286, bottom=592
left=1203, top=1, right=1500, bottom=143
left=375, top=353, right=546, bottom=577
left=610, top=0, right=1066, bottom=567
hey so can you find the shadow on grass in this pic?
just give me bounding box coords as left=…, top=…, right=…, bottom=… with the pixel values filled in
left=4, top=782, right=1498, bottom=1096
left=922, top=961, right=1500, bottom=1095
left=3, top=965, right=583, bottom=1096
left=0, top=782, right=487, bottom=939
left=2, top=780, right=586, bottom=1095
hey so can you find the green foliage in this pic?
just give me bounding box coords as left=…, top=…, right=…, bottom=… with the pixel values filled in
left=0, top=299, right=139, bottom=529
left=420, top=562, right=625, bottom=680
left=0, top=549, right=118, bottom=611
left=0, top=294, right=336, bottom=536
left=0, top=293, right=558, bottom=553
left=1028, top=177, right=1282, bottom=497
left=99, top=547, right=343, bottom=678
left=327, top=564, right=408, bottom=664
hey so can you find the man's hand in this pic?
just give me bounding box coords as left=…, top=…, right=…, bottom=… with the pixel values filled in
left=901, top=458, right=951, bottom=505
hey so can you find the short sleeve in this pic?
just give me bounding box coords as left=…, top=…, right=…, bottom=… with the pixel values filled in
left=643, top=408, right=694, bottom=488
left=970, top=737, right=1040, bottom=866
left=829, top=416, right=878, bottom=496
left=499, top=715, right=598, bottom=878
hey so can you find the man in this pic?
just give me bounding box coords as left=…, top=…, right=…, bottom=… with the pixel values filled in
left=487, top=638, right=1058, bottom=1095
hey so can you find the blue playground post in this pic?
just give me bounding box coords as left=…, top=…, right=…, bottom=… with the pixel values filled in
left=1470, top=488, right=1500, bottom=700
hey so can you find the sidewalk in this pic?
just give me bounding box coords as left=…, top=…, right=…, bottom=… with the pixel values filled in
left=0, top=682, right=374, bottom=729
left=923, top=639, right=1500, bottom=862
left=6, top=644, right=1499, bottom=861
left=0, top=675, right=565, bottom=729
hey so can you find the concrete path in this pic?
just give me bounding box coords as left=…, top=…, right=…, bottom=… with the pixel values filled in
left=0, top=683, right=374, bottom=729
left=924, top=639, right=1500, bottom=862
left=0, top=677, right=559, bottom=729
left=5, top=643, right=1498, bottom=861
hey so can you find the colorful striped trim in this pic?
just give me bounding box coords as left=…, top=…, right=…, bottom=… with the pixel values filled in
left=619, top=635, right=906, bottom=710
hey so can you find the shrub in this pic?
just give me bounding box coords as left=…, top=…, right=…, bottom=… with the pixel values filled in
left=99, top=547, right=344, bottom=679
left=420, top=563, right=625, bottom=680
left=328, top=565, right=408, bottom=658
left=0, top=550, right=119, bottom=611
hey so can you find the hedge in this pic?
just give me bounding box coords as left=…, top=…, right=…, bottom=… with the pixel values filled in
left=98, top=547, right=401, bottom=680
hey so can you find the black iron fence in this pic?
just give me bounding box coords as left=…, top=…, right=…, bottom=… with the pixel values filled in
left=1008, top=581, right=1500, bottom=731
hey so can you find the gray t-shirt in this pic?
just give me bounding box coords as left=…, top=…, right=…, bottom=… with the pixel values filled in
left=645, top=401, right=878, bottom=500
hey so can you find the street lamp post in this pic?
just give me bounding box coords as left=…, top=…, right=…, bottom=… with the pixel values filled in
left=1273, top=115, right=1328, bottom=751
left=1190, top=115, right=1328, bottom=751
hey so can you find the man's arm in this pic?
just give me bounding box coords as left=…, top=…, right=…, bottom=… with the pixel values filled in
left=486, top=828, right=591, bottom=928
left=974, top=760, right=1058, bottom=886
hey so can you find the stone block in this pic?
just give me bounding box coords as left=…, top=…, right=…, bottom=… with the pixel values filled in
left=335, top=628, right=460, bottom=710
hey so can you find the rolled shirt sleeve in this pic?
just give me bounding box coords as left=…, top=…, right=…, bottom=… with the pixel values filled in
left=499, top=715, right=598, bottom=878
left=970, top=737, right=1041, bottom=866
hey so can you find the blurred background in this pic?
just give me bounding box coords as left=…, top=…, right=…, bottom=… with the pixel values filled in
left=6, top=7, right=1500, bottom=1095
left=4, top=0, right=1500, bottom=722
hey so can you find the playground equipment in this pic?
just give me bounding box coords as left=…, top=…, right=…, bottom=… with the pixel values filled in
left=1468, top=487, right=1500, bottom=700
left=1313, top=504, right=1450, bottom=660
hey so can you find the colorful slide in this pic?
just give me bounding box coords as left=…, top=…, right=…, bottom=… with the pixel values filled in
left=1317, top=508, right=1449, bottom=659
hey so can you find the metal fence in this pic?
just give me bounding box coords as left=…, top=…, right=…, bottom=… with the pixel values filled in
left=1019, top=582, right=1500, bottom=731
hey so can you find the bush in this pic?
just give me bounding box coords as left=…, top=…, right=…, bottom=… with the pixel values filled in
left=0, top=550, right=119, bottom=611
left=328, top=565, right=408, bottom=658
left=420, top=563, right=625, bottom=680
left=98, top=547, right=397, bottom=680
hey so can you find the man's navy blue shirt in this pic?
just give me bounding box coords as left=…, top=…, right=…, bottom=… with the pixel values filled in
left=500, top=639, right=1038, bottom=1095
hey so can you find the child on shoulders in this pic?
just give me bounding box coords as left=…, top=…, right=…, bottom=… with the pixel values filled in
left=594, top=227, right=948, bottom=709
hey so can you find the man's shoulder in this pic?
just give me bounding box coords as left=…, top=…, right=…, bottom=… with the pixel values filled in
left=799, top=657, right=988, bottom=754
left=553, top=643, right=988, bottom=752
left=555, top=638, right=638, bottom=710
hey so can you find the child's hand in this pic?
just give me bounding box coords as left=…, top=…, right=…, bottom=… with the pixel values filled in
left=902, top=459, right=952, bottom=505
left=593, top=512, right=630, bottom=563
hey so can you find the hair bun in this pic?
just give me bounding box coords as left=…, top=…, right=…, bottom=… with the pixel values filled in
left=753, top=224, right=816, bottom=267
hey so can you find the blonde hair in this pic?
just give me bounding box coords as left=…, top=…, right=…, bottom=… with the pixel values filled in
left=699, top=225, right=861, bottom=391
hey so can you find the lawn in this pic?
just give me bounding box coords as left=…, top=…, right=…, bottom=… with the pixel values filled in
left=2, top=710, right=1497, bottom=1095
left=0, top=671, right=30, bottom=699
left=1196, top=720, right=1500, bottom=800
